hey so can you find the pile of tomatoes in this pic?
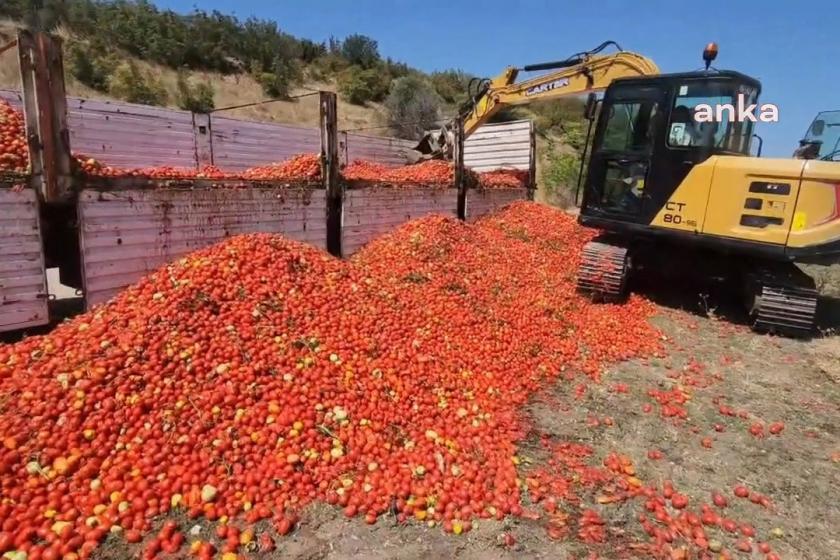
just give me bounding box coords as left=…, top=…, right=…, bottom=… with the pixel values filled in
left=0, top=100, right=29, bottom=174
left=477, top=169, right=529, bottom=189
left=241, top=154, right=322, bottom=182
left=75, top=156, right=234, bottom=181
left=342, top=159, right=455, bottom=186
left=340, top=160, right=390, bottom=182
left=0, top=201, right=663, bottom=558
left=342, top=159, right=528, bottom=190
left=74, top=153, right=322, bottom=183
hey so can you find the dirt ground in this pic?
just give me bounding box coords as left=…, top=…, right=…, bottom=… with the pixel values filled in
left=88, top=273, right=840, bottom=560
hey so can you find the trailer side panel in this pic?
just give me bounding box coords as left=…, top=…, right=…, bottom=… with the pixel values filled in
left=78, top=187, right=327, bottom=307
left=0, top=188, right=49, bottom=332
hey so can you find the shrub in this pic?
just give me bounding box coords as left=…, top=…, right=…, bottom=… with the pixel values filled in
left=430, top=70, right=471, bottom=104
left=258, top=58, right=301, bottom=99
left=341, top=34, right=379, bottom=69
left=530, top=98, right=588, bottom=148
left=338, top=65, right=389, bottom=105
left=176, top=73, right=215, bottom=113
left=107, top=62, right=167, bottom=106
left=67, top=42, right=111, bottom=91
left=385, top=76, right=443, bottom=140
left=543, top=149, right=581, bottom=208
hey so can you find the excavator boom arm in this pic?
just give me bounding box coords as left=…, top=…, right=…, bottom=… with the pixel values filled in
left=411, top=43, right=659, bottom=160
left=463, top=51, right=660, bottom=135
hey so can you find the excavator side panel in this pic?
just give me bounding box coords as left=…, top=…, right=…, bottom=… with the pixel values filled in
left=700, top=157, right=805, bottom=245
left=786, top=160, right=840, bottom=250
left=648, top=159, right=716, bottom=233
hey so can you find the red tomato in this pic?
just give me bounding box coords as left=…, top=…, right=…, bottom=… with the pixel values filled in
left=768, top=422, right=785, bottom=435
left=670, top=494, right=688, bottom=510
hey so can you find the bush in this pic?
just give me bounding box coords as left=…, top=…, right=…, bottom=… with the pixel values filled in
left=107, top=62, right=167, bottom=106
left=176, top=73, right=215, bottom=113
left=543, top=148, right=581, bottom=208
left=341, top=34, right=379, bottom=69
left=384, top=58, right=411, bottom=80
left=67, top=42, right=112, bottom=91
left=530, top=98, right=588, bottom=149
left=257, top=58, right=301, bottom=99
left=338, top=66, right=389, bottom=105
left=385, top=76, right=443, bottom=140
left=430, top=70, right=471, bottom=104
left=299, top=39, right=326, bottom=63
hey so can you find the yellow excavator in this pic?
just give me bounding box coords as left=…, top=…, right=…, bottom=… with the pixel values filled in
left=415, top=42, right=840, bottom=336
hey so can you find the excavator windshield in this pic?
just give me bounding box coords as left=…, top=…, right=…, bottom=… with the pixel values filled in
left=802, top=110, right=840, bottom=160
left=666, top=78, right=758, bottom=155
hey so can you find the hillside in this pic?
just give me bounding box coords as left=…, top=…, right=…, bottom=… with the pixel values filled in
left=0, top=22, right=387, bottom=132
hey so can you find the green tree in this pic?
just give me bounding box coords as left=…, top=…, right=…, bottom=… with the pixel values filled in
left=299, top=39, right=326, bottom=63
left=257, top=56, right=300, bottom=99
left=384, top=58, right=411, bottom=80
left=176, top=73, right=215, bottom=112
left=341, top=34, right=379, bottom=69
left=107, top=61, right=167, bottom=106
left=66, top=41, right=115, bottom=91
left=338, top=66, right=389, bottom=105
left=385, top=76, right=442, bottom=140
left=430, top=70, right=471, bottom=104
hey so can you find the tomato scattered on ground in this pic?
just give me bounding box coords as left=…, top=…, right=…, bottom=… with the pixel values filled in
left=0, top=202, right=662, bottom=558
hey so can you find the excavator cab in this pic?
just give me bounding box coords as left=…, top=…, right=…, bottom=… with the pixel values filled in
left=798, top=110, right=840, bottom=161
left=580, top=71, right=761, bottom=228
left=575, top=68, right=840, bottom=336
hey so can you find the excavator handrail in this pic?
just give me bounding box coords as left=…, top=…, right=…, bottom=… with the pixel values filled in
left=520, top=40, right=625, bottom=72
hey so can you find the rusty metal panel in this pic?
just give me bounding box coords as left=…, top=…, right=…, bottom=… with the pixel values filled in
left=466, top=188, right=528, bottom=222
left=211, top=117, right=320, bottom=172
left=78, top=187, right=327, bottom=307
left=465, top=120, right=532, bottom=172
left=342, top=188, right=457, bottom=256
left=67, top=98, right=198, bottom=169
left=344, top=133, right=414, bottom=166
left=0, top=187, right=49, bottom=332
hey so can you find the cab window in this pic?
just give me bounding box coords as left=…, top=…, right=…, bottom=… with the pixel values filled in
left=667, top=81, right=756, bottom=154
left=598, top=101, right=660, bottom=153
left=803, top=110, right=840, bottom=160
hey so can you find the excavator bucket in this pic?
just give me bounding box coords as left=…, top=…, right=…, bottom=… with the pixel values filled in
left=408, top=126, right=455, bottom=163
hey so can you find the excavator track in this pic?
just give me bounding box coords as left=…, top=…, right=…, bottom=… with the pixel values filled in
left=577, top=239, right=631, bottom=299
left=747, top=265, right=818, bottom=337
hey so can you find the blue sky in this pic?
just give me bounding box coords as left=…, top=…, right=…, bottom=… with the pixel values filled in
left=158, top=0, right=838, bottom=157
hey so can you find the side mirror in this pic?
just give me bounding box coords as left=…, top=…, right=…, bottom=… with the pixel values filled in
left=811, top=119, right=825, bottom=136
left=584, top=93, right=599, bottom=121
